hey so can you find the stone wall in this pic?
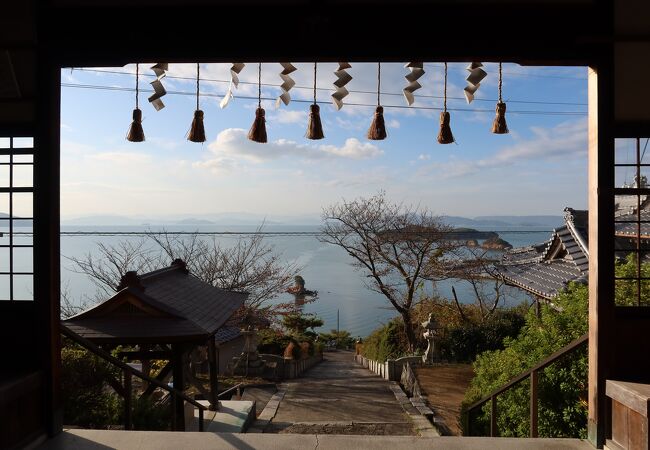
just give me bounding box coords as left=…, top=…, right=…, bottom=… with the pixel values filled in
left=259, top=353, right=323, bottom=380
left=353, top=354, right=421, bottom=381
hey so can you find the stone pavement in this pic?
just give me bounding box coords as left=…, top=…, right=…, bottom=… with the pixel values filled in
left=259, top=350, right=422, bottom=435
left=42, top=429, right=593, bottom=449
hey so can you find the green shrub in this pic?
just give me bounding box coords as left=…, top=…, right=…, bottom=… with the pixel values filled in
left=362, top=318, right=408, bottom=362
left=258, top=329, right=292, bottom=355
left=131, top=397, right=172, bottom=431
left=439, top=310, right=525, bottom=362
left=463, top=283, right=589, bottom=438
left=61, top=343, right=123, bottom=428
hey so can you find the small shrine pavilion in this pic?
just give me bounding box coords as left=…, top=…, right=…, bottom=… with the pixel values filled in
left=62, top=259, right=247, bottom=418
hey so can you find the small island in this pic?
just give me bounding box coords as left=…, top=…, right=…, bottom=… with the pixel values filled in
left=481, top=236, right=513, bottom=250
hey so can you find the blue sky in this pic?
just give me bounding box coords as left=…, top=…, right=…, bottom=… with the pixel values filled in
left=60, top=63, right=588, bottom=221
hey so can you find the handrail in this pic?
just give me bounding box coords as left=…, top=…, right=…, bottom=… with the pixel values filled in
left=465, top=333, right=588, bottom=437
left=218, top=383, right=243, bottom=399
left=60, top=324, right=207, bottom=431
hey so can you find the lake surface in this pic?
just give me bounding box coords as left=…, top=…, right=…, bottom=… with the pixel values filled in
left=60, top=224, right=551, bottom=338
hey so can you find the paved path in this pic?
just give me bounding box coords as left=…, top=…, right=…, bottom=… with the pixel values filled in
left=266, top=351, right=417, bottom=434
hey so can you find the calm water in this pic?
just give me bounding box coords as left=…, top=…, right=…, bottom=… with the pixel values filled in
left=60, top=225, right=550, bottom=337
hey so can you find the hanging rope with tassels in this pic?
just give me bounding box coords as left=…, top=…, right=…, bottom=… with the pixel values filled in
left=367, top=62, right=387, bottom=140
left=126, top=63, right=145, bottom=142
left=437, top=62, right=455, bottom=144
left=248, top=63, right=267, bottom=143
left=492, top=62, right=509, bottom=134
left=306, top=62, right=324, bottom=140
left=187, top=63, right=206, bottom=143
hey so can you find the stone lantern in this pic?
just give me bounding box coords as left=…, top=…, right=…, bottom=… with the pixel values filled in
left=421, top=313, right=440, bottom=364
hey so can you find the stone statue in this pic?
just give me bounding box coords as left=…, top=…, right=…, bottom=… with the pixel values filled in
left=422, top=313, right=439, bottom=364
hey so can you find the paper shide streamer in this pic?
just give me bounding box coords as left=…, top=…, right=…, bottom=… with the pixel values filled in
left=220, top=63, right=245, bottom=109
left=331, top=62, right=352, bottom=110
left=126, top=63, right=145, bottom=142
left=367, top=62, right=387, bottom=140
left=275, top=63, right=297, bottom=108
left=464, top=62, right=487, bottom=104
left=187, top=63, right=206, bottom=143
left=492, top=63, right=509, bottom=134
left=148, top=63, right=168, bottom=111
left=248, top=63, right=268, bottom=143
left=403, top=62, right=424, bottom=106
left=437, top=62, right=455, bottom=144
left=306, top=62, right=324, bottom=140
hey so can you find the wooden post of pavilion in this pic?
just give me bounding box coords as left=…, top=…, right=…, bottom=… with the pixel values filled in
left=208, top=339, right=219, bottom=411
left=172, top=344, right=186, bottom=431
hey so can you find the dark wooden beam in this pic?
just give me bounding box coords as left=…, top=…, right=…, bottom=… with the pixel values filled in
left=208, top=339, right=218, bottom=411
left=117, top=350, right=172, bottom=361
left=171, top=344, right=185, bottom=431
left=140, top=362, right=173, bottom=399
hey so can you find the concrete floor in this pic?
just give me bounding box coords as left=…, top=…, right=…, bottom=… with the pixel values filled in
left=270, top=351, right=414, bottom=430
left=41, top=429, right=594, bottom=450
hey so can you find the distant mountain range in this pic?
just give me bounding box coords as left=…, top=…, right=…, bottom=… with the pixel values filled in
left=441, top=215, right=564, bottom=229
left=0, top=213, right=32, bottom=227
left=59, top=212, right=564, bottom=229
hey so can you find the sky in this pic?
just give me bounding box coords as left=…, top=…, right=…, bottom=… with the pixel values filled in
left=60, top=63, right=589, bottom=222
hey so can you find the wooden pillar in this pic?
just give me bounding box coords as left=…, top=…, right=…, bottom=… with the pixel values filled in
left=171, top=344, right=185, bottom=431
left=587, top=61, right=615, bottom=448
left=208, top=339, right=219, bottom=411
left=35, top=50, right=62, bottom=437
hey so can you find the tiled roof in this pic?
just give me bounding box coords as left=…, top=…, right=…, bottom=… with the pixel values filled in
left=495, top=208, right=589, bottom=300
left=615, top=211, right=650, bottom=238
left=214, top=325, right=243, bottom=345
left=64, top=260, right=248, bottom=344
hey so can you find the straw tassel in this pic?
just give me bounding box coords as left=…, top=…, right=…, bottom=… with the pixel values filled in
left=492, top=63, right=509, bottom=134
left=368, top=106, right=387, bottom=141
left=437, top=111, right=454, bottom=144
left=248, top=64, right=267, bottom=143
left=367, top=63, right=387, bottom=141
left=437, top=63, right=454, bottom=144
left=187, top=63, right=206, bottom=143
left=127, top=108, right=145, bottom=142
left=306, top=63, right=324, bottom=140
left=126, top=63, right=145, bottom=142
left=492, top=101, right=509, bottom=134
left=188, top=110, right=206, bottom=143
left=248, top=107, right=267, bottom=143
left=306, top=104, right=324, bottom=140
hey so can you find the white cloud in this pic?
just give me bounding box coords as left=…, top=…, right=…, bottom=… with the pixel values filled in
left=418, top=153, right=431, bottom=161
left=200, top=128, right=383, bottom=165
left=387, top=119, right=401, bottom=129
left=269, top=109, right=307, bottom=125
left=420, top=118, right=587, bottom=178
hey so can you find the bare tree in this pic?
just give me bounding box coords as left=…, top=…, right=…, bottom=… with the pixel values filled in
left=320, top=192, right=455, bottom=352
left=151, top=229, right=299, bottom=311
left=67, top=239, right=159, bottom=297
left=65, top=228, right=299, bottom=319
left=430, top=247, right=508, bottom=323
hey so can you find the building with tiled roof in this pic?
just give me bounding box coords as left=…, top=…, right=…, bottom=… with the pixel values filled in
left=496, top=207, right=650, bottom=300
left=496, top=208, right=589, bottom=300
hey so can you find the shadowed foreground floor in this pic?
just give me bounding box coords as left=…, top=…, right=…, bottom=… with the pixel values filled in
left=42, top=429, right=593, bottom=450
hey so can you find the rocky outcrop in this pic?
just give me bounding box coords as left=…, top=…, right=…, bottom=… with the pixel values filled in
left=482, top=236, right=513, bottom=250
left=466, top=239, right=479, bottom=247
